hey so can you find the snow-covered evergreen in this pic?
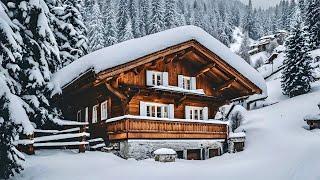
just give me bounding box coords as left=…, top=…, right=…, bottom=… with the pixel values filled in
left=238, top=32, right=251, bottom=64
left=88, top=0, right=105, bottom=51
left=129, top=0, right=141, bottom=38
left=281, top=11, right=313, bottom=97
left=102, top=0, right=118, bottom=47
left=305, top=0, right=320, bottom=50
left=148, top=0, right=165, bottom=34
left=164, top=0, right=179, bottom=29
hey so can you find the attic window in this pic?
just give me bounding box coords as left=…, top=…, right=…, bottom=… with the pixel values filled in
left=178, top=75, right=196, bottom=90
left=146, top=71, right=168, bottom=86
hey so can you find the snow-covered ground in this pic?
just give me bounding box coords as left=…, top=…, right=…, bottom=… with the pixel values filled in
left=13, top=76, right=320, bottom=180
left=229, top=27, right=243, bottom=53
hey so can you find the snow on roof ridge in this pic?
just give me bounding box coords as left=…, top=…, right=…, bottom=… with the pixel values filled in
left=52, top=25, right=267, bottom=95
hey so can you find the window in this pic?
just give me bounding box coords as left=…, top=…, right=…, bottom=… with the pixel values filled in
left=146, top=103, right=169, bottom=118
left=146, top=71, right=168, bottom=86
left=185, top=106, right=208, bottom=120
left=141, top=101, right=174, bottom=119
left=92, top=105, right=98, bottom=123
left=178, top=75, right=196, bottom=90
left=101, top=101, right=108, bottom=120
left=77, top=110, right=82, bottom=122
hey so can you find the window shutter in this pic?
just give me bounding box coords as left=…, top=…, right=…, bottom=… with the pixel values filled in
left=146, top=71, right=153, bottom=86
left=178, top=75, right=184, bottom=88
left=169, top=104, right=174, bottom=119
left=162, top=72, right=169, bottom=86
left=203, top=107, right=208, bottom=120
left=191, top=77, right=197, bottom=90
left=85, top=107, right=88, bottom=122
left=185, top=106, right=191, bottom=119
left=140, top=101, right=147, bottom=116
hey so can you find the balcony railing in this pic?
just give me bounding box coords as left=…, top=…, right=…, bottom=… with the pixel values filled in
left=106, top=116, right=228, bottom=141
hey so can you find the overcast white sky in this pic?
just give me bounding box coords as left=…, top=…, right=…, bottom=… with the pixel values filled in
left=239, top=0, right=282, bottom=9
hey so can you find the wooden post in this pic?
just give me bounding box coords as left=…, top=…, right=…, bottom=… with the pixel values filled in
left=79, top=125, right=86, bottom=153
left=25, top=134, right=35, bottom=155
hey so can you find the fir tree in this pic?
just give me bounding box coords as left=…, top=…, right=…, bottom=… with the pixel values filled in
left=238, top=32, right=251, bottom=64
left=50, top=0, right=89, bottom=66
left=148, top=0, right=165, bottom=34
left=305, top=0, right=320, bottom=49
left=164, top=0, right=178, bottom=29
left=243, top=0, right=257, bottom=39
left=117, top=0, right=132, bottom=42
left=281, top=13, right=313, bottom=97
left=138, top=0, right=150, bottom=36
left=129, top=0, right=141, bottom=38
left=88, top=0, right=105, bottom=51
left=102, top=0, right=118, bottom=46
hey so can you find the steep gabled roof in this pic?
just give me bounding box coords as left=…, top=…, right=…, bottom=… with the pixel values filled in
left=52, top=26, right=267, bottom=95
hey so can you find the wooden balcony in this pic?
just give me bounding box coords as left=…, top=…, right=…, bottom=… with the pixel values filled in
left=106, top=117, right=228, bottom=141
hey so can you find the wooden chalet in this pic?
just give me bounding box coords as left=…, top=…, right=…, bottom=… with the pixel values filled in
left=53, top=26, right=266, bottom=160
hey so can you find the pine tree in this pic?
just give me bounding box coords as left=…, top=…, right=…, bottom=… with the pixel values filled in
left=129, top=0, right=141, bottom=38
left=88, top=0, right=105, bottom=51
left=281, top=13, right=313, bottom=97
left=138, top=0, right=150, bottom=36
left=243, top=0, right=256, bottom=39
left=50, top=0, right=89, bottom=66
left=0, top=4, right=33, bottom=178
left=238, top=32, right=251, bottom=64
left=164, top=0, right=178, bottom=29
left=305, top=0, right=320, bottom=49
left=148, top=0, right=165, bottom=34
left=102, top=0, right=118, bottom=46
left=117, top=0, right=133, bottom=42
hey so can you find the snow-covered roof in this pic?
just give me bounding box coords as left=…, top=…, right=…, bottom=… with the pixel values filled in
left=259, top=35, right=275, bottom=41
left=229, top=132, right=246, bottom=138
left=52, top=26, right=267, bottom=94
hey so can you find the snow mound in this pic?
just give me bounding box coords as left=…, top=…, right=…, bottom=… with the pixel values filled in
left=52, top=25, right=266, bottom=95
left=154, top=148, right=176, bottom=155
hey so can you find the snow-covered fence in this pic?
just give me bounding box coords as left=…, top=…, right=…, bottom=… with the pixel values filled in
left=17, top=121, right=90, bottom=154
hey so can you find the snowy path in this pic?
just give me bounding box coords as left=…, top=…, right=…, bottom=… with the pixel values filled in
left=13, top=81, right=320, bottom=180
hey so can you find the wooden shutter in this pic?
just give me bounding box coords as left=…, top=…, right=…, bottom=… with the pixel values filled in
left=146, top=71, right=153, bottom=86
left=185, top=106, right=191, bottom=119
left=169, top=104, right=174, bottom=119
left=178, top=75, right=184, bottom=88
left=191, top=77, right=197, bottom=90
left=203, top=107, right=208, bottom=120
left=162, top=72, right=169, bottom=86
left=140, top=101, right=147, bottom=116
left=85, top=107, right=88, bottom=122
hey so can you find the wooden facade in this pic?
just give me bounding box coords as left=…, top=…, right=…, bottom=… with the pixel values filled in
left=55, top=40, right=262, bottom=142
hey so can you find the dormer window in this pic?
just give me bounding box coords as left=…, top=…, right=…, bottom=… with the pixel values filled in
left=178, top=75, right=196, bottom=90
left=146, top=70, right=168, bottom=86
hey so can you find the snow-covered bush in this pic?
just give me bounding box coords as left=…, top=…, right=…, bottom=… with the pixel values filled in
left=228, top=105, right=247, bottom=132
left=266, top=40, right=279, bottom=54
left=254, top=57, right=265, bottom=69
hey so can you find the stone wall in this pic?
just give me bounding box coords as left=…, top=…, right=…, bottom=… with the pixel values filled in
left=112, top=139, right=225, bottom=160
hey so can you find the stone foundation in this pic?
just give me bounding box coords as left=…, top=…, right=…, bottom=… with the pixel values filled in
left=111, top=139, right=225, bottom=160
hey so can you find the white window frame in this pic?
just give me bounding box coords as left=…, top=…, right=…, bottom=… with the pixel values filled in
left=185, top=106, right=208, bottom=120
left=77, top=110, right=82, bottom=122
left=146, top=102, right=169, bottom=118
left=146, top=71, right=169, bottom=87
left=92, top=104, right=98, bottom=123
left=178, top=75, right=196, bottom=90
left=100, top=100, right=108, bottom=120
left=140, top=102, right=174, bottom=119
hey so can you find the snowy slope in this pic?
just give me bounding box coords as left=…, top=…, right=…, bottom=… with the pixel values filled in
left=52, top=26, right=266, bottom=94
left=229, top=27, right=243, bottom=53
left=14, top=79, right=320, bottom=180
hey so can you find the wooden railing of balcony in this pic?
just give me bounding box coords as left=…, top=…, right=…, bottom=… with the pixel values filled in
left=106, top=118, right=228, bottom=141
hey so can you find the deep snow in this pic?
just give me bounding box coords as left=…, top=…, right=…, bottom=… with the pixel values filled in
left=13, top=77, right=320, bottom=180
